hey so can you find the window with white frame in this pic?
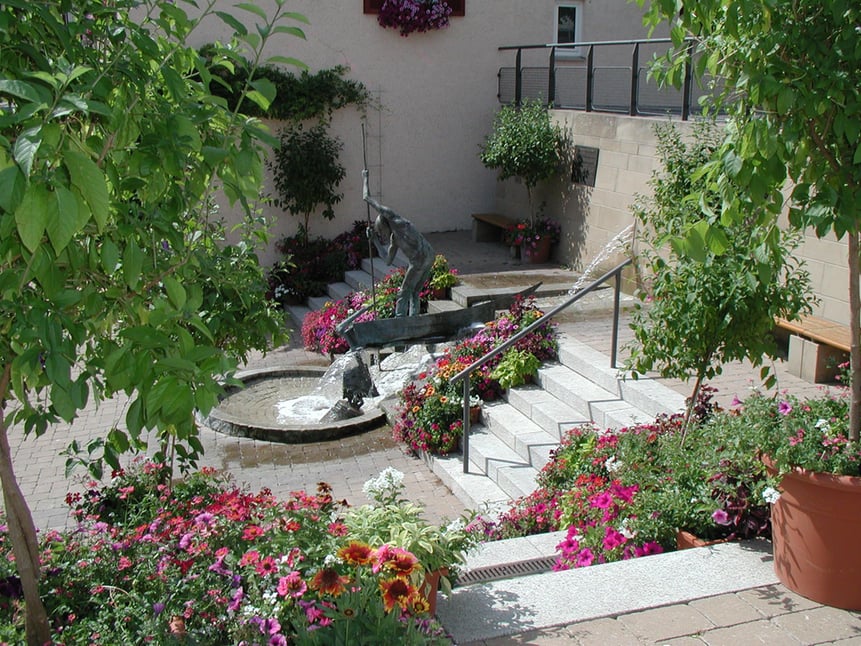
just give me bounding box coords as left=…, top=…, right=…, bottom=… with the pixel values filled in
left=555, top=2, right=583, bottom=58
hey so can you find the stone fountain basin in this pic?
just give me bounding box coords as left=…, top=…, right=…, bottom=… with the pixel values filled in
left=202, top=366, right=387, bottom=444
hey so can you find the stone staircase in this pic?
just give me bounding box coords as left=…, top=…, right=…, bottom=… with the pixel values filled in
left=428, top=333, right=687, bottom=512
left=285, top=257, right=687, bottom=512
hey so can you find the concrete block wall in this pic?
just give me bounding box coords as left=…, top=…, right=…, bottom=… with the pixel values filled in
left=493, top=110, right=850, bottom=327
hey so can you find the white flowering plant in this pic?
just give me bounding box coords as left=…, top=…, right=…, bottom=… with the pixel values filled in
left=348, top=469, right=480, bottom=591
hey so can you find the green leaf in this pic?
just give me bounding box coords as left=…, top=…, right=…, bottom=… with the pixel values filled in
left=51, top=383, right=77, bottom=422
left=15, top=182, right=49, bottom=251
left=270, top=25, right=306, bottom=40
left=265, top=55, right=308, bottom=69
left=0, top=164, right=25, bottom=213
left=64, top=150, right=109, bottom=230
left=156, top=356, right=198, bottom=372
left=0, top=79, right=45, bottom=102
left=13, top=126, right=41, bottom=177
left=249, top=77, right=276, bottom=105
left=46, top=185, right=78, bottom=254
left=126, top=397, right=145, bottom=438
left=100, top=239, right=120, bottom=273
left=107, top=427, right=130, bottom=453
left=776, top=87, right=793, bottom=116
left=122, top=239, right=143, bottom=289
left=236, top=2, right=267, bottom=19
left=163, top=276, right=187, bottom=309
left=215, top=11, right=248, bottom=35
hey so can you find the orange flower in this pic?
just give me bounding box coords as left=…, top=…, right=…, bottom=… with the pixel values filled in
left=310, top=567, right=350, bottom=597
left=375, top=545, right=419, bottom=578
left=379, top=577, right=416, bottom=612
left=337, top=541, right=375, bottom=566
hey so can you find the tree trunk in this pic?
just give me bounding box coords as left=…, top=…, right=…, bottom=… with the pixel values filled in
left=0, top=365, right=51, bottom=645
left=848, top=231, right=861, bottom=443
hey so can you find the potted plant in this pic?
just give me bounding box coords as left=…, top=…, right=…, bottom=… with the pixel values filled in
left=346, top=468, right=479, bottom=614
left=268, top=122, right=346, bottom=243
left=427, top=254, right=459, bottom=299
left=489, top=348, right=541, bottom=390
left=480, top=99, right=567, bottom=259
left=376, top=0, right=454, bottom=36
left=504, top=215, right=562, bottom=264
left=738, top=386, right=861, bottom=610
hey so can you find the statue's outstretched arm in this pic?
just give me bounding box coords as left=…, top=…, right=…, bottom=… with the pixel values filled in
left=362, top=169, right=386, bottom=214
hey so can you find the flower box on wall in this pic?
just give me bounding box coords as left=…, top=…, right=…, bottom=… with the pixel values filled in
left=363, top=0, right=465, bottom=17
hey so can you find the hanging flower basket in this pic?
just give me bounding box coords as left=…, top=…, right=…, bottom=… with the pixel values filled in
left=377, top=0, right=454, bottom=36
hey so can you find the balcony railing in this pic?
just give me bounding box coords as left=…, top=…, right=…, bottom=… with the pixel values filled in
left=498, top=38, right=721, bottom=120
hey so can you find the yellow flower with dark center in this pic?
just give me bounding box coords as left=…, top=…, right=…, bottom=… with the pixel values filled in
left=337, top=541, right=374, bottom=566
left=310, top=567, right=350, bottom=597
left=379, top=577, right=415, bottom=612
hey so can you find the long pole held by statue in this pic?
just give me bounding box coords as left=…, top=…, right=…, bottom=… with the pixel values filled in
left=361, top=122, right=377, bottom=313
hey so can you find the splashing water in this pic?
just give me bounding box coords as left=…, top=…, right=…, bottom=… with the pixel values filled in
left=275, top=346, right=436, bottom=424
left=569, top=224, right=635, bottom=295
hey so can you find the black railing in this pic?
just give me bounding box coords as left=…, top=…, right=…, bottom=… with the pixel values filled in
left=499, top=38, right=717, bottom=120
left=451, top=258, right=632, bottom=474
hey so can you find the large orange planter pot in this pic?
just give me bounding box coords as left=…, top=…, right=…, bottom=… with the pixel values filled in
left=771, top=464, right=861, bottom=610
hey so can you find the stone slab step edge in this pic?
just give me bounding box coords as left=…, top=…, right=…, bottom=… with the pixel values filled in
left=465, top=424, right=540, bottom=501
left=556, top=335, right=687, bottom=420
left=479, top=399, right=559, bottom=473
left=437, top=539, right=778, bottom=644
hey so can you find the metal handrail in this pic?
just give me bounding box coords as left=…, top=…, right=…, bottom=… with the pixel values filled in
left=451, top=257, right=632, bottom=473
left=499, top=37, right=696, bottom=120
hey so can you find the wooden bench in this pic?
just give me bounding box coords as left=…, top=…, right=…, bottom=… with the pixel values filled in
left=471, top=212, right=517, bottom=243
left=775, top=315, right=850, bottom=383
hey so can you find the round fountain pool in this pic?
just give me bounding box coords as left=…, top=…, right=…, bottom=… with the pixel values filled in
left=202, top=347, right=437, bottom=444
left=202, top=366, right=387, bottom=444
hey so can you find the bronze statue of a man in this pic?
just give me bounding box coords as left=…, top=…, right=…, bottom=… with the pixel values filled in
left=362, top=169, right=434, bottom=317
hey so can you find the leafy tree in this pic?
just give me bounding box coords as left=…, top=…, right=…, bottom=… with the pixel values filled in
left=0, top=0, right=301, bottom=641
left=268, top=122, right=346, bottom=242
left=626, top=122, right=811, bottom=434
left=638, top=0, right=861, bottom=439
left=480, top=99, right=567, bottom=224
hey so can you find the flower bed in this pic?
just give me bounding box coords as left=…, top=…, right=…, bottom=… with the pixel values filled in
left=475, top=388, right=773, bottom=570
left=0, top=462, right=473, bottom=644
left=300, top=256, right=461, bottom=357
left=393, top=296, right=558, bottom=455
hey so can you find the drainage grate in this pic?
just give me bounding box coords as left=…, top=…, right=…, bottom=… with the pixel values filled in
left=454, top=555, right=558, bottom=587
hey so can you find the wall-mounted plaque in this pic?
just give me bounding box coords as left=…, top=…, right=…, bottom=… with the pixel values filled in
left=572, top=145, right=599, bottom=187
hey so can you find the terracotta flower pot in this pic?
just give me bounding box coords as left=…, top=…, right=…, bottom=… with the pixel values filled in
left=675, top=530, right=729, bottom=550
left=469, top=405, right=481, bottom=425
left=523, top=236, right=552, bottom=264
left=769, top=462, right=861, bottom=610
left=420, top=568, right=448, bottom=615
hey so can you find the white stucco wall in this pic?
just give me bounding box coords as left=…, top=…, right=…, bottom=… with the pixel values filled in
left=192, top=0, right=653, bottom=265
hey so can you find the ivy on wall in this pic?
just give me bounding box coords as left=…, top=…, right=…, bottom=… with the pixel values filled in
left=199, top=46, right=371, bottom=123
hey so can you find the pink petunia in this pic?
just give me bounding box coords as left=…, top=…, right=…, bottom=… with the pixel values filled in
left=711, top=509, right=731, bottom=526
left=575, top=548, right=595, bottom=568
left=602, top=527, right=628, bottom=551
left=778, top=400, right=793, bottom=415
left=589, top=491, right=615, bottom=509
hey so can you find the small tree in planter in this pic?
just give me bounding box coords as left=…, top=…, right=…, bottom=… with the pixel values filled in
left=626, top=122, right=812, bottom=434
left=268, top=122, right=346, bottom=242
left=480, top=99, right=567, bottom=226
